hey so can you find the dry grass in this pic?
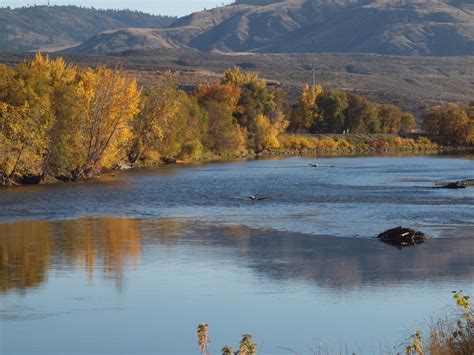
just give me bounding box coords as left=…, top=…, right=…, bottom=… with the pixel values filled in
left=277, top=133, right=438, bottom=154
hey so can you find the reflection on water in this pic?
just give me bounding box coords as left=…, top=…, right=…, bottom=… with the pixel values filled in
left=2, top=218, right=474, bottom=295
left=0, top=218, right=140, bottom=294
left=1, top=218, right=473, bottom=354
left=0, top=221, right=52, bottom=294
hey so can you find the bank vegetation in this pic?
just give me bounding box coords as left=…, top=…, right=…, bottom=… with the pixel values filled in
left=1, top=54, right=473, bottom=185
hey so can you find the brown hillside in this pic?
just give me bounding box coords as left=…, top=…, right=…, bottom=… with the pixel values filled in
left=69, top=0, right=474, bottom=56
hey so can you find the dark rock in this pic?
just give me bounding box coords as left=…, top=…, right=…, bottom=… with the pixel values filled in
left=439, top=179, right=474, bottom=189
left=160, top=157, right=177, bottom=164
left=442, top=181, right=466, bottom=189
left=377, top=226, right=427, bottom=247
left=17, top=174, right=41, bottom=185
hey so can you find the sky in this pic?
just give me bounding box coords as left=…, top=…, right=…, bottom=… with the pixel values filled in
left=1, top=0, right=232, bottom=16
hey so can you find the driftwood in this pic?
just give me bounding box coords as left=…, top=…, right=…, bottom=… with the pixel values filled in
left=248, top=195, right=270, bottom=201
left=377, top=226, right=427, bottom=247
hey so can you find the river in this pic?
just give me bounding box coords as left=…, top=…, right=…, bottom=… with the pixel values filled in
left=1, top=155, right=473, bottom=354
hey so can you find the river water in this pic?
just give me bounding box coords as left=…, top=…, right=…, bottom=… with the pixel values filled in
left=1, top=155, right=473, bottom=354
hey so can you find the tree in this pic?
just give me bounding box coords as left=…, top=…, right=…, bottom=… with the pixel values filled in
left=423, top=104, right=473, bottom=146
left=400, top=112, right=416, bottom=134
left=316, top=89, right=348, bottom=133
left=0, top=103, right=46, bottom=184
left=290, top=84, right=322, bottom=132
left=38, top=56, right=83, bottom=178
left=73, top=67, right=141, bottom=178
left=344, top=93, right=379, bottom=133
left=195, top=80, right=241, bottom=112
left=155, top=92, right=207, bottom=160
left=202, top=101, right=244, bottom=154
left=222, top=67, right=276, bottom=129
left=129, top=72, right=180, bottom=164
left=251, top=113, right=288, bottom=153
left=377, top=104, right=403, bottom=133
left=195, top=80, right=244, bottom=154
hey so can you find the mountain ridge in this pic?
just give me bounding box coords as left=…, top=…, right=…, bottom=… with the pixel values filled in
left=0, top=5, right=176, bottom=51
left=68, top=0, right=474, bottom=56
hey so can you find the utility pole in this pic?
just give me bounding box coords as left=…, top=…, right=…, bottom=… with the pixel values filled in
left=311, top=61, right=316, bottom=88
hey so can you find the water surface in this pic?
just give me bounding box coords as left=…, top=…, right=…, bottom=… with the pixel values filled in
left=1, top=156, right=473, bottom=354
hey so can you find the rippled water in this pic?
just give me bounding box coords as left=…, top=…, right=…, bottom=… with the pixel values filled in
left=1, top=155, right=474, bottom=237
left=1, top=155, right=473, bottom=354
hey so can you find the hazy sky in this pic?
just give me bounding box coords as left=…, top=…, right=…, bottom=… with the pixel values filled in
left=2, top=0, right=232, bottom=16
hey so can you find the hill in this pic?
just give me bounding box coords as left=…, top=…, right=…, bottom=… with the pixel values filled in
left=69, top=0, right=474, bottom=56
left=0, top=6, right=176, bottom=51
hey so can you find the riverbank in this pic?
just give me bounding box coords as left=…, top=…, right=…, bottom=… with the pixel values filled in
left=1, top=133, right=470, bottom=187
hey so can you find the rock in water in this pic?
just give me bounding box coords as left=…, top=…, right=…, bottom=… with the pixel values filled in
left=439, top=179, right=474, bottom=189
left=377, top=226, right=427, bottom=247
left=161, top=157, right=177, bottom=164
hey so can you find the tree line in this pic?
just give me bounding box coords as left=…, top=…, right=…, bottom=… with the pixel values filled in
left=1, top=54, right=472, bottom=185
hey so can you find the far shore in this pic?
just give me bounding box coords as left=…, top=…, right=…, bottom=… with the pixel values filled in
left=1, top=143, right=472, bottom=188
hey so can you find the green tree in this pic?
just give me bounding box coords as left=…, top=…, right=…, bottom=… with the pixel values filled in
left=222, top=67, right=276, bottom=129
left=316, top=89, right=348, bottom=133
left=344, top=93, right=379, bottom=133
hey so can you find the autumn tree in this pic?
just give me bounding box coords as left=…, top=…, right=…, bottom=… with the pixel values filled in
left=0, top=103, right=45, bottom=184
left=252, top=113, right=288, bottom=153
left=38, top=56, right=83, bottom=178
left=0, top=54, right=57, bottom=181
left=423, top=104, right=473, bottom=146
left=377, top=104, right=404, bottom=133
left=195, top=81, right=244, bottom=154
left=155, top=92, right=207, bottom=160
left=290, top=84, right=322, bottom=132
left=73, top=67, right=141, bottom=178
left=466, top=101, right=474, bottom=121
left=129, top=72, right=180, bottom=164
left=222, top=67, right=276, bottom=129
left=400, top=112, right=416, bottom=134
left=195, top=81, right=241, bottom=112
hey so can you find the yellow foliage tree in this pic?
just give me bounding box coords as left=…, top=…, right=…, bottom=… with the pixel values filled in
left=424, top=104, right=473, bottom=146
left=129, top=72, right=180, bottom=164
left=74, top=67, right=141, bottom=178
left=252, top=113, right=288, bottom=153
left=195, top=81, right=241, bottom=112
left=0, top=103, right=47, bottom=183
left=291, top=84, right=323, bottom=131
